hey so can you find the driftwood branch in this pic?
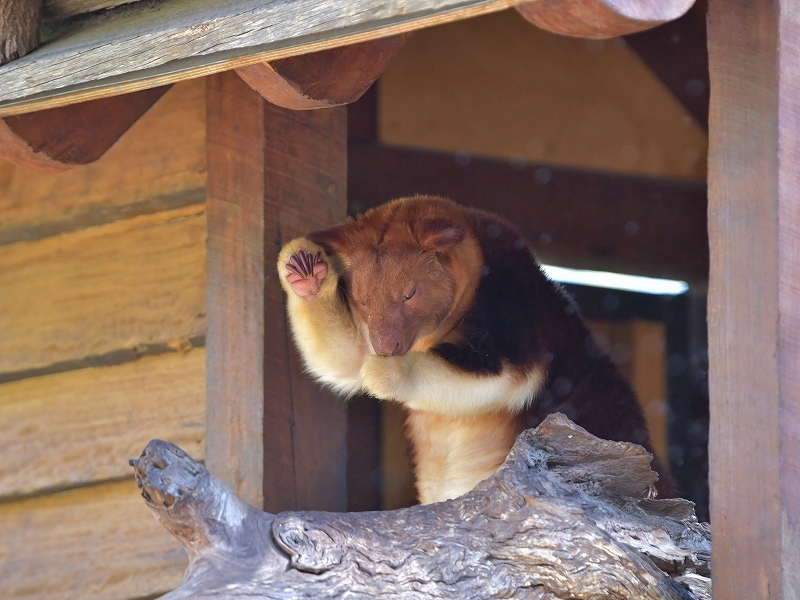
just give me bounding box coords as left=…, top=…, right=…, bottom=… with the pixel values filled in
left=130, top=414, right=711, bottom=599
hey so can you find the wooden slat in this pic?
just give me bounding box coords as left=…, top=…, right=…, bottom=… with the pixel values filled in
left=376, top=10, right=708, bottom=183
left=515, top=0, right=693, bottom=38
left=348, top=143, right=708, bottom=282
left=0, top=86, right=170, bottom=171
left=0, top=349, right=205, bottom=499
left=0, top=0, right=521, bottom=117
left=0, top=79, right=206, bottom=246
left=0, top=480, right=186, bottom=600
left=206, top=71, right=348, bottom=513
left=236, top=35, right=411, bottom=110
left=0, top=207, right=207, bottom=375
left=707, top=1, right=800, bottom=598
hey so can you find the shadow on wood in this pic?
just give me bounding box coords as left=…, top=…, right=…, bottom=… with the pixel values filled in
left=236, top=35, right=411, bottom=110
left=130, top=414, right=711, bottom=599
left=0, top=86, right=170, bottom=171
left=516, top=0, right=694, bottom=38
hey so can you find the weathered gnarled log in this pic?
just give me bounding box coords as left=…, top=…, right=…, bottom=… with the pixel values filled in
left=130, top=414, right=711, bottom=599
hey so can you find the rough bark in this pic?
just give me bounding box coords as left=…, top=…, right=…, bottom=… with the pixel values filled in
left=130, top=413, right=711, bottom=600
left=0, top=0, right=42, bottom=65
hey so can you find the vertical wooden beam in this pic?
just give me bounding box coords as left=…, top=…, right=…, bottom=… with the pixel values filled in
left=206, top=71, right=348, bottom=513
left=708, top=1, right=800, bottom=598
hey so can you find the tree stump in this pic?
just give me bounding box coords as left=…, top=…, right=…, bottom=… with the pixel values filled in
left=130, top=414, right=711, bottom=599
left=0, top=0, right=42, bottom=66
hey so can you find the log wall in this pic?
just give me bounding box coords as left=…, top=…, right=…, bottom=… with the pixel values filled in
left=0, top=80, right=206, bottom=600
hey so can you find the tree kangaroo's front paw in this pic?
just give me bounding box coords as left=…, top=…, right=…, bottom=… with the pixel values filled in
left=278, top=239, right=329, bottom=298
left=361, top=355, right=409, bottom=401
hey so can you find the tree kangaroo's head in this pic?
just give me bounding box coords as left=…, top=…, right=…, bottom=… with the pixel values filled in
left=308, top=197, right=482, bottom=357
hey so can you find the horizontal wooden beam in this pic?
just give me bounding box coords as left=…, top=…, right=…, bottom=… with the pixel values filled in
left=515, top=0, right=694, bottom=39
left=236, top=35, right=411, bottom=110
left=0, top=85, right=170, bottom=171
left=348, top=143, right=708, bottom=282
left=43, top=0, right=137, bottom=20
left=0, top=0, right=518, bottom=117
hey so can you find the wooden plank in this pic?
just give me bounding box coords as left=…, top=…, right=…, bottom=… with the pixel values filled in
left=206, top=71, right=348, bottom=513
left=0, top=78, right=206, bottom=246
left=0, top=86, right=170, bottom=171
left=0, top=349, right=205, bottom=499
left=707, top=1, right=800, bottom=598
left=236, top=35, right=411, bottom=110
left=0, top=207, right=207, bottom=375
left=0, top=480, right=186, bottom=600
left=515, top=0, right=693, bottom=38
left=348, top=143, right=708, bottom=282
left=376, top=10, right=708, bottom=183
left=0, top=0, right=521, bottom=117
left=625, top=6, right=709, bottom=130
left=0, top=0, right=42, bottom=65
left=205, top=71, right=266, bottom=509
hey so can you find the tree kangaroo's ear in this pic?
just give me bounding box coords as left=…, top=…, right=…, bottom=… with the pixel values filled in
left=417, top=218, right=466, bottom=250
left=307, top=224, right=350, bottom=257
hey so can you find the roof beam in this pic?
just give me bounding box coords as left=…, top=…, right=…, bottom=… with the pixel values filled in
left=0, top=0, right=515, bottom=117
left=236, top=35, right=411, bottom=110
left=515, top=0, right=695, bottom=38
left=349, top=142, right=708, bottom=282
left=0, top=86, right=170, bottom=171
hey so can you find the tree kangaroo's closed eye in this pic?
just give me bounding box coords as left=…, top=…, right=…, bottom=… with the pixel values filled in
left=277, top=195, right=674, bottom=504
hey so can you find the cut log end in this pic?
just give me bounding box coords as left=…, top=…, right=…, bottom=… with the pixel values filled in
left=131, top=414, right=711, bottom=599
left=0, top=0, right=43, bottom=66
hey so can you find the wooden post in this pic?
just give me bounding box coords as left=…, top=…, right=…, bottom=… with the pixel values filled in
left=206, top=71, right=348, bottom=513
left=0, top=0, right=42, bottom=65
left=708, top=1, right=800, bottom=598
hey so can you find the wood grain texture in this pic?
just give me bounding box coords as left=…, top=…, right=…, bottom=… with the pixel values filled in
left=206, top=71, right=267, bottom=509
left=261, top=100, right=348, bottom=514
left=0, top=207, right=207, bottom=375
left=0, top=0, right=519, bottom=116
left=377, top=10, right=708, bottom=183
left=0, top=85, right=170, bottom=171
left=349, top=143, right=708, bottom=282
left=132, top=417, right=710, bottom=599
left=0, top=349, right=205, bottom=499
left=0, top=0, right=42, bottom=65
left=0, top=480, right=187, bottom=600
left=206, top=72, right=348, bottom=513
left=516, top=0, right=694, bottom=38
left=236, top=34, right=411, bottom=110
left=0, top=78, right=206, bottom=246
left=707, top=1, right=800, bottom=598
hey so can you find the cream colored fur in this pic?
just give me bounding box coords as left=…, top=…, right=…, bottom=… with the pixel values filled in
left=360, top=352, right=545, bottom=417
left=406, top=409, right=520, bottom=504
left=277, top=238, right=367, bottom=397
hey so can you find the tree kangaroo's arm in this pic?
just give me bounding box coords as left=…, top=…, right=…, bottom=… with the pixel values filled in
left=278, top=238, right=367, bottom=396
left=360, top=352, right=547, bottom=417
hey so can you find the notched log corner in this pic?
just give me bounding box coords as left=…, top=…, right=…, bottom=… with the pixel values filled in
left=131, top=414, right=711, bottom=599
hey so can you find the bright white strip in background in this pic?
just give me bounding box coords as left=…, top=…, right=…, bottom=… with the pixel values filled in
left=541, top=264, right=689, bottom=295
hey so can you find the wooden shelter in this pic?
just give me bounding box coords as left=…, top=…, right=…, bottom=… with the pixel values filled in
left=0, top=0, right=792, bottom=598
